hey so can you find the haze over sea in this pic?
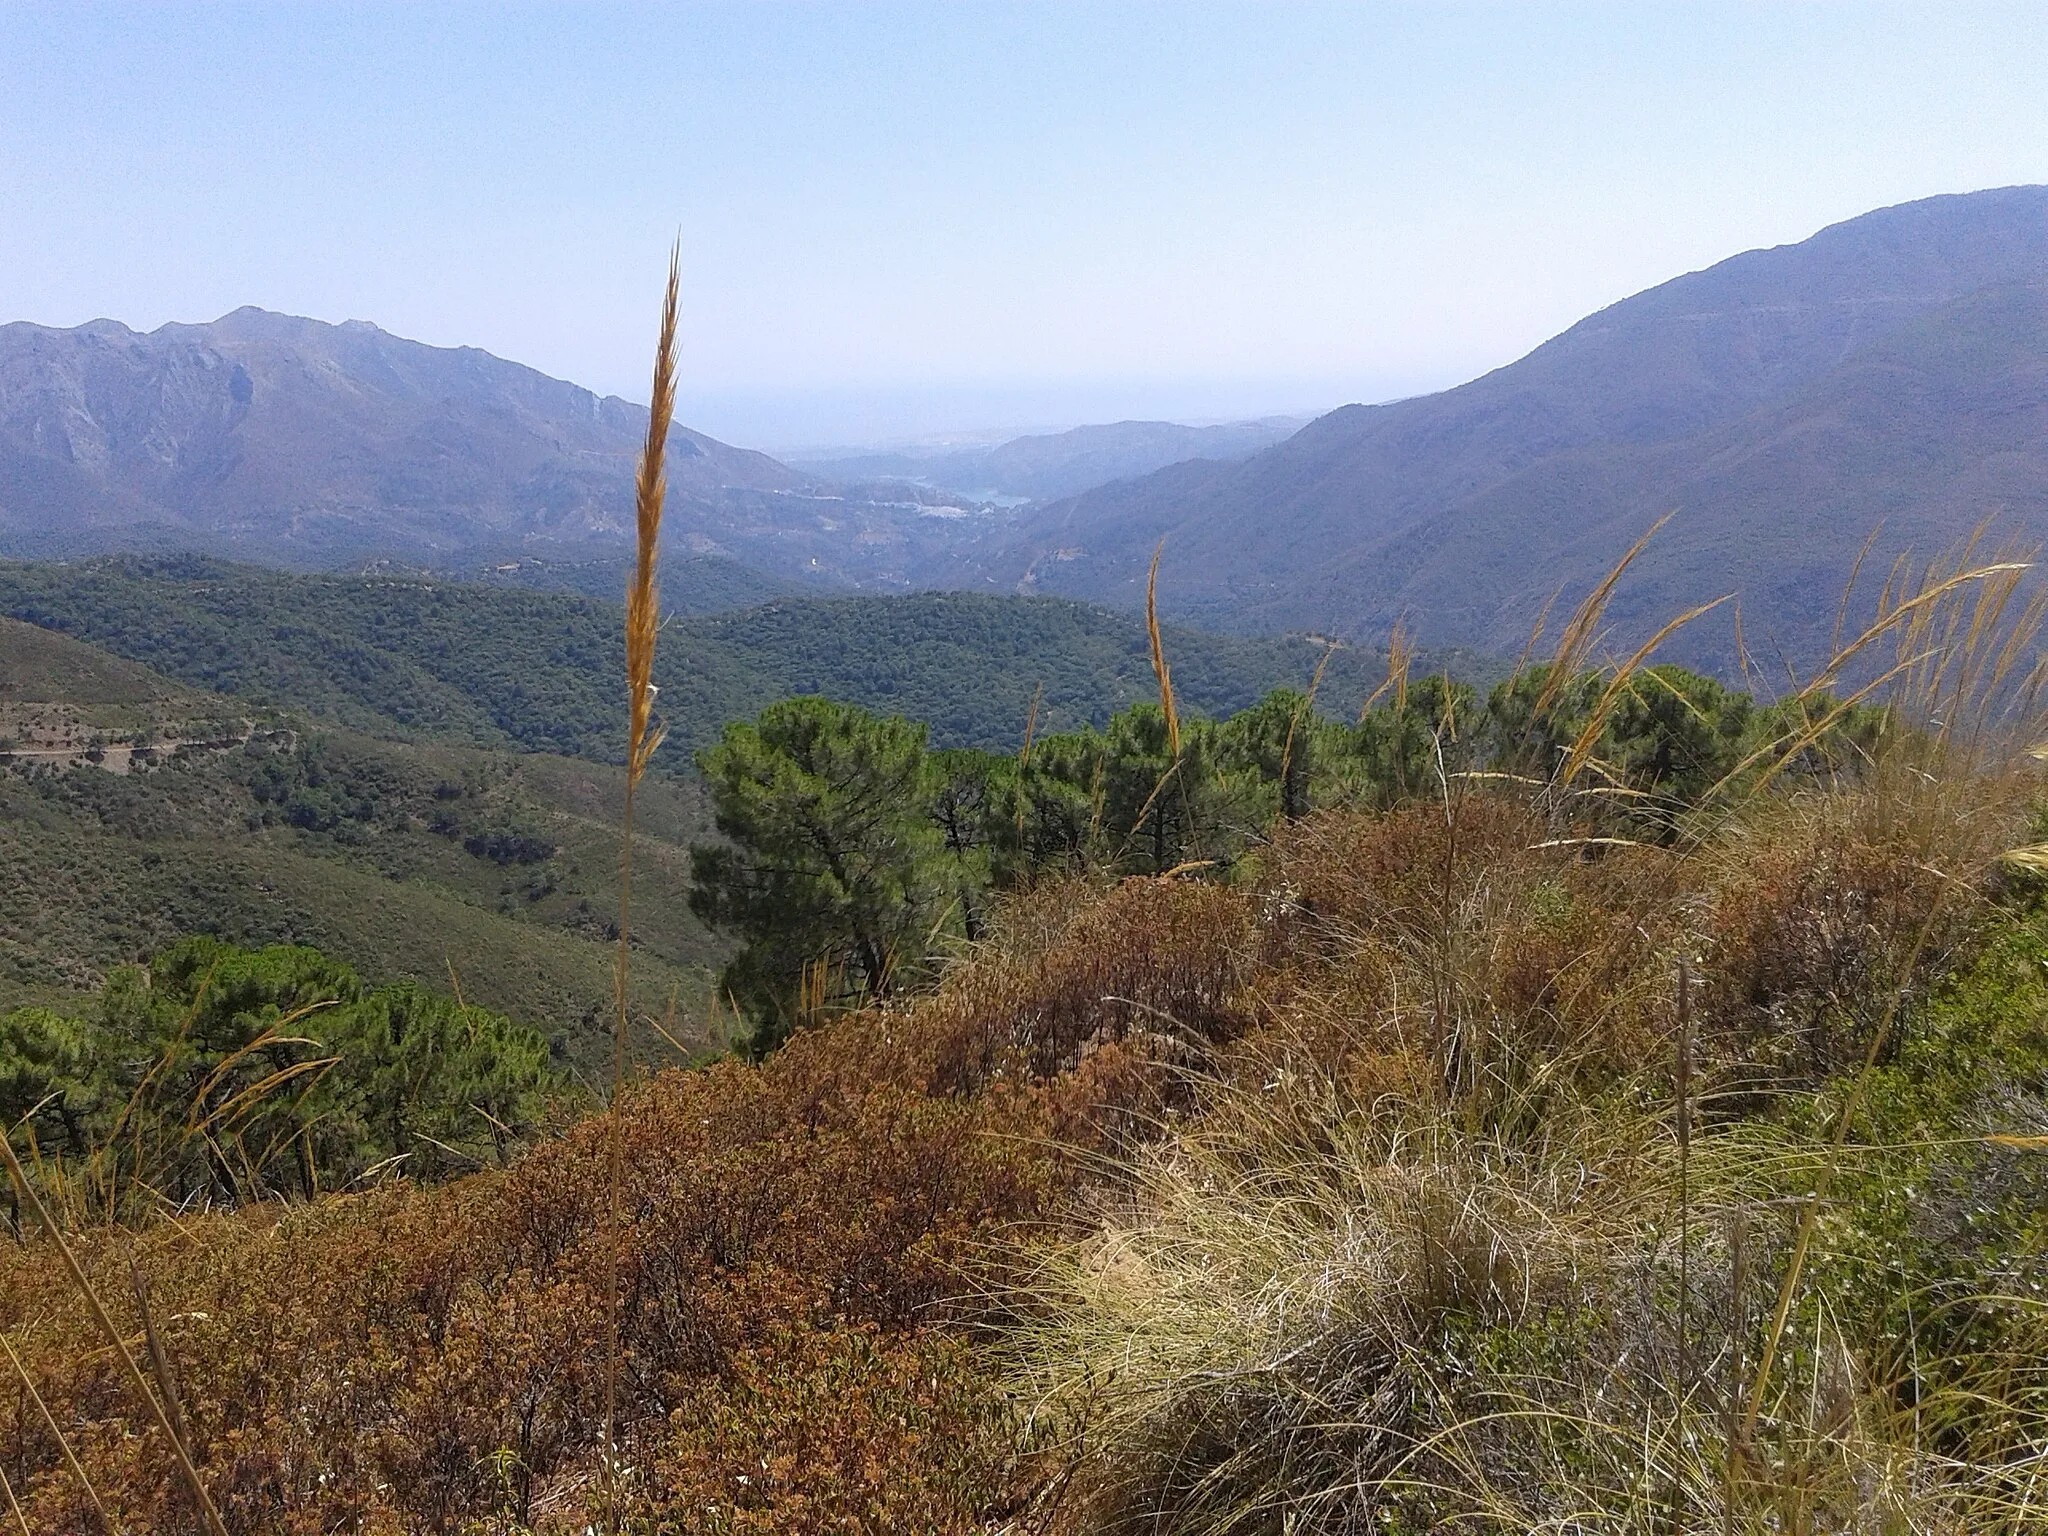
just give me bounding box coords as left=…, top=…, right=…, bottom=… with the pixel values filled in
left=5, top=3, right=2048, bottom=446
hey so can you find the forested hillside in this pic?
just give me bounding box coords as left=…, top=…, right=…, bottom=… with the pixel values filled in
left=1, top=722, right=718, bottom=1065
left=0, top=555, right=1423, bottom=756
left=0, top=561, right=1451, bottom=1059
left=2, top=617, right=717, bottom=1061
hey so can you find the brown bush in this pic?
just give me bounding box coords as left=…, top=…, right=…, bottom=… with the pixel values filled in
left=644, top=1321, right=1019, bottom=1534
left=0, top=872, right=1266, bottom=1533
left=1696, top=825, right=1970, bottom=1094
left=911, top=874, right=1261, bottom=1096
left=1, top=767, right=2032, bottom=1533
left=0, top=1028, right=1061, bottom=1532
left=1239, top=799, right=1683, bottom=1109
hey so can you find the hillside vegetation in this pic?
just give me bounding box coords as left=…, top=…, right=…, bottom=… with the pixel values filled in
left=2, top=614, right=219, bottom=716
left=3, top=937, right=559, bottom=1214
left=0, top=745, right=717, bottom=1072
left=0, top=626, right=720, bottom=1065
left=0, top=614, right=257, bottom=771
left=434, top=547, right=796, bottom=615
left=0, top=555, right=1418, bottom=756
left=684, top=657, right=1877, bottom=1053
left=0, top=561, right=1440, bottom=1066
left=0, top=549, right=2041, bottom=1533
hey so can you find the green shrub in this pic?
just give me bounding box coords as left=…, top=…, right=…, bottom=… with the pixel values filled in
left=0, top=936, right=557, bottom=1212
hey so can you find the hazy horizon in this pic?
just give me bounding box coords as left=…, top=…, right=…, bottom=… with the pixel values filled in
left=7, top=3, right=2048, bottom=447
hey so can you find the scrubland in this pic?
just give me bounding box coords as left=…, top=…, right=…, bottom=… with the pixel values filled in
left=4, top=633, right=2047, bottom=1531
left=1, top=276, right=2042, bottom=1532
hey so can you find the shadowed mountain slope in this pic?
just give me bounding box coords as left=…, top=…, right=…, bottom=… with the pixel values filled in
left=977, top=186, right=2048, bottom=665
left=1315, top=279, right=2048, bottom=670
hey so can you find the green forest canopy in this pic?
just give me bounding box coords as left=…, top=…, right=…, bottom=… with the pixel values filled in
left=0, top=555, right=1445, bottom=760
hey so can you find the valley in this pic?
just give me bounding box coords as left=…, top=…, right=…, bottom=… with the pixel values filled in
left=0, top=559, right=1428, bottom=1066
left=786, top=415, right=1310, bottom=502
left=3, top=165, right=2048, bottom=1534
left=12, top=190, right=2048, bottom=676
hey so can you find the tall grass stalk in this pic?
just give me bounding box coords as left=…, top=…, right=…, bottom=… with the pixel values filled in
left=1146, top=537, right=1180, bottom=757
left=1362, top=616, right=1414, bottom=717
left=1276, top=638, right=1337, bottom=820
left=0, top=1459, right=28, bottom=1536
left=1530, top=512, right=1670, bottom=722
left=1724, top=1206, right=1749, bottom=1531
left=0, top=1135, right=226, bottom=1535
left=1018, top=680, right=1044, bottom=842
left=1, top=1333, right=112, bottom=1533
left=607, top=240, right=680, bottom=1520
left=1676, top=957, right=1692, bottom=1423
left=128, top=1252, right=195, bottom=1469
left=1120, top=539, right=1204, bottom=866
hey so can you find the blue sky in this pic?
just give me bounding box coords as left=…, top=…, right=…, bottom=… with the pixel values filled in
left=5, top=3, right=2047, bottom=448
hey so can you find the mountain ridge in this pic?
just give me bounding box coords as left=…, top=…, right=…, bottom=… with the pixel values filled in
left=789, top=416, right=1309, bottom=502
left=978, top=185, right=2048, bottom=664
left=0, top=306, right=991, bottom=582
left=0, top=304, right=799, bottom=531
left=12, top=187, right=2048, bottom=672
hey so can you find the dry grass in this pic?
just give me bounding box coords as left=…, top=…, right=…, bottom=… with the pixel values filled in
left=604, top=238, right=681, bottom=1523
left=0, top=1132, right=227, bottom=1533
left=1146, top=539, right=1181, bottom=760
left=1009, top=1074, right=1669, bottom=1533
left=1001, top=544, right=2048, bottom=1535
left=1008, top=777, right=2047, bottom=1531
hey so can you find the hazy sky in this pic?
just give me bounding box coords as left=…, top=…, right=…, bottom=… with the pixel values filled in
left=5, top=3, right=2047, bottom=449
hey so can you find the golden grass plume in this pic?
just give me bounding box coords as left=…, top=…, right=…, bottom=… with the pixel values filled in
left=607, top=238, right=681, bottom=1523
left=1145, top=537, right=1180, bottom=757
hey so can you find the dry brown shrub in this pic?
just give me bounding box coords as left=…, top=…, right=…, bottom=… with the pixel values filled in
left=1238, top=798, right=1683, bottom=1107
left=0, top=871, right=1274, bottom=1533
left=1691, top=761, right=2036, bottom=1097
left=912, top=874, right=1261, bottom=1097
left=647, top=1321, right=1019, bottom=1534
left=0, top=1032, right=1062, bottom=1532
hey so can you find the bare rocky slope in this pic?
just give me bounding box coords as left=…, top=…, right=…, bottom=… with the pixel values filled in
left=0, top=307, right=983, bottom=582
